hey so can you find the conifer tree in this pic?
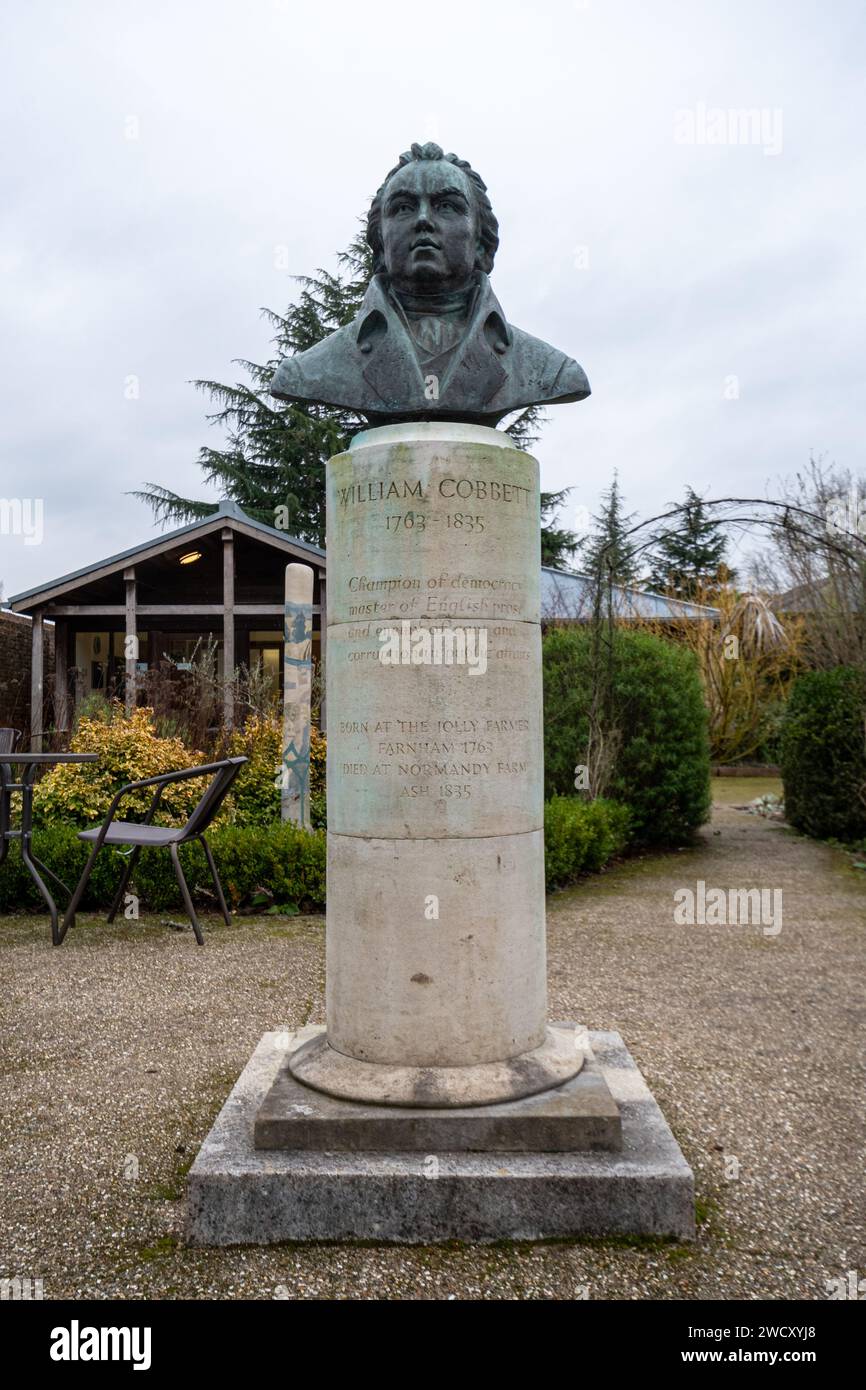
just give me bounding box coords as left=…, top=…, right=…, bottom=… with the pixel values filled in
left=648, top=486, right=734, bottom=596
left=579, top=472, right=640, bottom=586
left=540, top=488, right=580, bottom=568
left=134, top=231, right=373, bottom=547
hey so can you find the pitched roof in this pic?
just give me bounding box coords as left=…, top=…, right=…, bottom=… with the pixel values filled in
left=6, top=501, right=720, bottom=622
left=7, top=500, right=325, bottom=612
left=541, top=567, right=721, bottom=621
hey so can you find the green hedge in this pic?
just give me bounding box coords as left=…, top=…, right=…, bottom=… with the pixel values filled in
left=0, top=798, right=632, bottom=913
left=544, top=796, right=631, bottom=889
left=780, top=666, right=866, bottom=842
left=543, top=626, right=711, bottom=845
left=0, top=821, right=326, bottom=915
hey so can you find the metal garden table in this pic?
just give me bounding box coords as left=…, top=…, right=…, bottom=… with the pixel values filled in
left=0, top=753, right=98, bottom=945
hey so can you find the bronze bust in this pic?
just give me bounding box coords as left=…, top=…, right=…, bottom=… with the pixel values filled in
left=270, top=143, right=590, bottom=427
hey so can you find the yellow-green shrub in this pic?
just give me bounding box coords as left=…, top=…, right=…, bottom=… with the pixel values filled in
left=226, top=714, right=326, bottom=826
left=33, top=704, right=204, bottom=828
left=32, top=705, right=329, bottom=832
left=309, top=725, right=326, bottom=798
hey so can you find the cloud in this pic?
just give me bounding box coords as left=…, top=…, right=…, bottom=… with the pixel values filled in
left=2, top=0, right=864, bottom=595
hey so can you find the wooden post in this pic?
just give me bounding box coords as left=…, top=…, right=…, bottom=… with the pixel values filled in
left=54, top=619, right=69, bottom=735
left=124, top=567, right=137, bottom=714
left=30, top=609, right=44, bottom=749
left=318, top=571, right=327, bottom=734
left=73, top=631, right=84, bottom=714
left=222, top=528, right=235, bottom=729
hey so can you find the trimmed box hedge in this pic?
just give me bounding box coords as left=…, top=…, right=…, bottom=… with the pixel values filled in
left=543, top=796, right=631, bottom=889
left=0, top=821, right=326, bottom=916
left=543, top=626, right=711, bottom=846
left=0, top=795, right=632, bottom=914
left=780, top=666, right=866, bottom=843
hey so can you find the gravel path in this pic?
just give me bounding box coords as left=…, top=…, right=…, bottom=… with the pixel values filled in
left=1, top=784, right=863, bottom=1300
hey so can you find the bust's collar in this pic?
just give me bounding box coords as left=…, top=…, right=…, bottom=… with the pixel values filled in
left=356, top=272, right=509, bottom=345
left=388, top=279, right=476, bottom=317
left=354, top=271, right=511, bottom=408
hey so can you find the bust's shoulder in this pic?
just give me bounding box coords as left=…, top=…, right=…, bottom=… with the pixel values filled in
left=270, top=324, right=358, bottom=402
left=504, top=323, right=591, bottom=403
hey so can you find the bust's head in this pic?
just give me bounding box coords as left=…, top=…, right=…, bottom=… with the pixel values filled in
left=367, top=143, right=499, bottom=297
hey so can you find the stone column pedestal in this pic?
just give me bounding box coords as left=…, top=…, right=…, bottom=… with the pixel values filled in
left=191, top=426, right=696, bottom=1240
left=287, top=422, right=584, bottom=1107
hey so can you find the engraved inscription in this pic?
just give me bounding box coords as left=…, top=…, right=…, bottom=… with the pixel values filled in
left=326, top=623, right=543, bottom=838
left=327, top=449, right=542, bottom=627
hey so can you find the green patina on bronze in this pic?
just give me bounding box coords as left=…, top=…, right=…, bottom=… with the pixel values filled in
left=270, top=142, right=591, bottom=427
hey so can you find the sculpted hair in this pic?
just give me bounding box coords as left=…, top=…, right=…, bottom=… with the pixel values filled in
left=366, top=142, right=499, bottom=276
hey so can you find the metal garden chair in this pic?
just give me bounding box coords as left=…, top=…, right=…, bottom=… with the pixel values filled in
left=59, top=756, right=247, bottom=946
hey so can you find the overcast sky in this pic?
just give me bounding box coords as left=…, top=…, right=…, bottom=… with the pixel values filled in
left=2, top=0, right=864, bottom=598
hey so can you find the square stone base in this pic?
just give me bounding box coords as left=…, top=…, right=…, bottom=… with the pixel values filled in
left=187, top=1028, right=695, bottom=1244
left=254, top=1026, right=622, bottom=1153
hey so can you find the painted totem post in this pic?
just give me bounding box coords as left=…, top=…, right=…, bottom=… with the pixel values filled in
left=280, top=562, right=313, bottom=828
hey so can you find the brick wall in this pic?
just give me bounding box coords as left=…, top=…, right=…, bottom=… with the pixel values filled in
left=0, top=611, right=55, bottom=740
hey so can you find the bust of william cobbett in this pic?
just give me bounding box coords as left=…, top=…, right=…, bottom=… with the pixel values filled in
left=269, top=142, right=590, bottom=427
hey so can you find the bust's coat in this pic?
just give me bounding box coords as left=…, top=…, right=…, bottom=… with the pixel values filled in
left=270, top=272, right=590, bottom=426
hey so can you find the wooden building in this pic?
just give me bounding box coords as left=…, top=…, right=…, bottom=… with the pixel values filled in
left=6, top=499, right=720, bottom=747
left=7, top=501, right=326, bottom=744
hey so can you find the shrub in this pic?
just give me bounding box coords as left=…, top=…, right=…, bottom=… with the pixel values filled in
left=1, top=800, right=627, bottom=913
left=543, top=796, right=631, bottom=889
left=33, top=704, right=204, bottom=828
left=200, top=821, right=326, bottom=912
left=780, top=666, right=866, bottom=842
left=0, top=824, right=124, bottom=913
left=226, top=713, right=282, bottom=825
left=309, top=727, right=327, bottom=823
left=543, top=626, right=711, bottom=845
left=226, top=714, right=327, bottom=826
left=0, top=821, right=326, bottom=915
left=32, top=705, right=327, bottom=832
left=73, top=691, right=112, bottom=726
left=647, top=585, right=805, bottom=764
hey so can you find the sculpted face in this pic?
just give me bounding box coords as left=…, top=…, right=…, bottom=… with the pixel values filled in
left=381, top=160, right=482, bottom=296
